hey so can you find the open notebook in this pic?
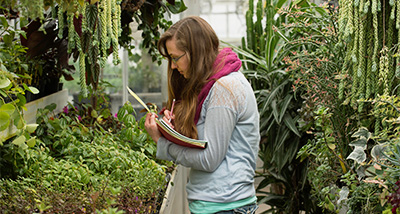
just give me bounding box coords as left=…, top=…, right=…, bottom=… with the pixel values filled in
left=127, top=87, right=207, bottom=149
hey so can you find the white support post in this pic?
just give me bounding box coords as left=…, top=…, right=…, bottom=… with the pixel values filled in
left=122, top=49, right=129, bottom=106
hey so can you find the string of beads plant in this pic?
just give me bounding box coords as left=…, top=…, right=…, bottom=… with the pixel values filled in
left=337, top=0, right=400, bottom=133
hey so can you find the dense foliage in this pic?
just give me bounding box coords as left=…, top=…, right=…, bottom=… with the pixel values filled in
left=238, top=0, right=400, bottom=213
left=0, top=1, right=184, bottom=212
left=0, top=100, right=173, bottom=213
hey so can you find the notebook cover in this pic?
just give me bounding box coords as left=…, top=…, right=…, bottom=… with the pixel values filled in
left=155, top=119, right=207, bottom=149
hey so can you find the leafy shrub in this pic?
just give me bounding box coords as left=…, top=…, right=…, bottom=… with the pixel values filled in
left=0, top=102, right=173, bottom=213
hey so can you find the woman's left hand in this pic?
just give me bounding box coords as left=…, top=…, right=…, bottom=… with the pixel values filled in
left=144, top=113, right=162, bottom=143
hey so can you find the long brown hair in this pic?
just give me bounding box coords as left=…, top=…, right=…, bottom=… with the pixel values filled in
left=157, top=16, right=220, bottom=139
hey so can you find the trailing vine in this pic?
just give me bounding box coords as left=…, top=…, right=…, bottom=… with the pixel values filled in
left=338, top=0, right=400, bottom=133
left=1, top=0, right=187, bottom=106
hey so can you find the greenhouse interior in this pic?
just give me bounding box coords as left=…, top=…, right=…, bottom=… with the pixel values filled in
left=2, top=0, right=400, bottom=213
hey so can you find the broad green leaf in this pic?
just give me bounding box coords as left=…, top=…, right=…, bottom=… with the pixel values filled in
left=0, top=103, right=15, bottom=115
left=26, top=137, right=36, bottom=147
left=349, top=137, right=367, bottom=149
left=12, top=135, right=26, bottom=146
left=166, top=0, right=188, bottom=14
left=138, top=133, right=147, bottom=142
left=337, top=186, right=350, bottom=204
left=3, top=34, right=12, bottom=46
left=351, top=127, right=371, bottom=139
left=17, top=93, right=27, bottom=106
left=0, top=16, right=8, bottom=28
left=371, top=144, right=384, bottom=161
left=0, top=78, right=11, bottom=89
left=26, top=124, right=39, bottom=133
left=347, top=146, right=366, bottom=164
left=117, top=107, right=126, bottom=121
left=28, top=86, right=39, bottom=94
left=126, top=104, right=134, bottom=114
left=0, top=112, right=10, bottom=131
left=15, top=116, right=24, bottom=129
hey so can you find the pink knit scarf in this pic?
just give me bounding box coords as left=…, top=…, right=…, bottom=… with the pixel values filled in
left=194, top=47, right=242, bottom=124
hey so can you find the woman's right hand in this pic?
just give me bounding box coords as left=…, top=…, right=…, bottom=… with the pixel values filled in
left=162, top=110, right=175, bottom=128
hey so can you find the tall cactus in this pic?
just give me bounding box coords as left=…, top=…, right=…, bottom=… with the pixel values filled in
left=241, top=0, right=288, bottom=77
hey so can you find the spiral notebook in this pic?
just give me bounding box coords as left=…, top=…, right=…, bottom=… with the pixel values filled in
left=127, top=87, right=207, bottom=149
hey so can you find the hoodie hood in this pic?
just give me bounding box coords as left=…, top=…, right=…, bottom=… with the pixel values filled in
left=194, top=47, right=242, bottom=124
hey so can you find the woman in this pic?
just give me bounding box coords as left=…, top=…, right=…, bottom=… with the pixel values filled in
left=144, top=16, right=260, bottom=214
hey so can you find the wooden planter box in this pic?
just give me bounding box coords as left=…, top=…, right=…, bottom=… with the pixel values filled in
left=0, top=89, right=69, bottom=140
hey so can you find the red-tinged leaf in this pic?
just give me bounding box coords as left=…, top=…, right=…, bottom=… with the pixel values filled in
left=23, top=20, right=58, bottom=58
left=20, top=19, right=41, bottom=46
left=56, top=38, right=68, bottom=64
left=73, top=14, right=83, bottom=37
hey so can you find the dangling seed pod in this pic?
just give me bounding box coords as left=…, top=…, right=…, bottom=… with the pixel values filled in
left=378, top=46, right=390, bottom=96
left=112, top=0, right=121, bottom=65
left=366, top=15, right=374, bottom=100
left=67, top=14, right=76, bottom=53
left=357, top=11, right=367, bottom=112
left=397, top=0, right=400, bottom=29
left=344, top=0, right=354, bottom=39
left=58, top=3, right=64, bottom=39
left=372, top=0, right=379, bottom=73
left=79, top=52, right=88, bottom=97
left=99, top=0, right=109, bottom=68
left=351, top=5, right=360, bottom=105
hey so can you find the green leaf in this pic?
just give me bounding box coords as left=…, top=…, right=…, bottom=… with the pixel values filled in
left=26, top=137, right=36, bottom=147
left=351, top=127, right=371, bottom=140
left=45, top=103, right=57, bottom=111
left=349, top=137, right=367, bottom=149
left=3, top=34, right=12, bottom=46
left=0, top=16, right=8, bottom=28
left=12, top=135, right=26, bottom=146
left=91, top=110, right=98, bottom=118
left=327, top=143, right=336, bottom=150
left=28, top=86, right=39, bottom=94
left=0, top=103, right=15, bottom=115
left=0, top=78, right=11, bottom=89
left=371, top=144, right=384, bottom=161
left=347, top=147, right=366, bottom=164
left=117, top=107, right=126, bottom=121
left=277, top=0, right=290, bottom=8
left=15, top=116, right=24, bottom=129
left=166, top=1, right=187, bottom=14
left=0, top=112, right=10, bottom=131
left=85, top=4, right=98, bottom=30
left=338, top=186, right=349, bottom=204
left=283, top=114, right=300, bottom=137
left=26, top=124, right=39, bottom=133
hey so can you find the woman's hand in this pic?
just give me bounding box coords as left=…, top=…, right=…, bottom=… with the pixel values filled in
left=162, top=109, right=175, bottom=128
left=144, top=113, right=162, bottom=143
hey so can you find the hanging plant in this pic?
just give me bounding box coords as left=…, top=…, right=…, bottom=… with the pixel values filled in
left=338, top=0, right=400, bottom=132
left=1, top=0, right=187, bottom=106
